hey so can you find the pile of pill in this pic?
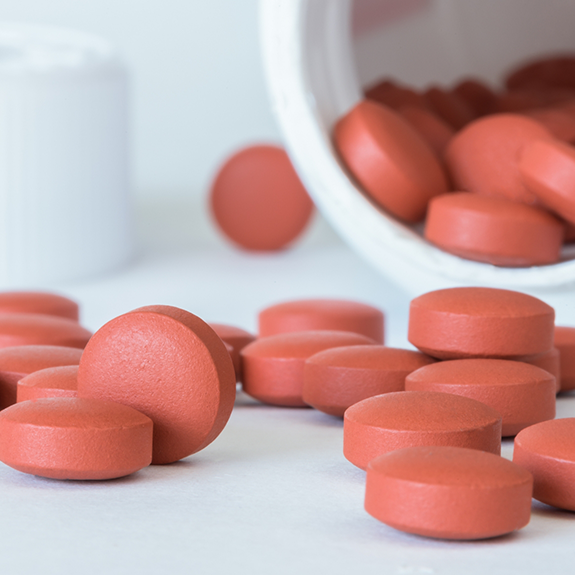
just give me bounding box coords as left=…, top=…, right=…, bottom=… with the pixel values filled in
left=334, top=54, right=575, bottom=266
left=0, top=288, right=574, bottom=541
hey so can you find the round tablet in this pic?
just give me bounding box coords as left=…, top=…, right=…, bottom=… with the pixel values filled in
left=0, top=398, right=153, bottom=480
left=452, top=79, right=497, bottom=116
left=365, top=79, right=428, bottom=110
left=398, top=105, right=455, bottom=157
left=209, top=145, right=314, bottom=251
left=302, top=346, right=435, bottom=417
left=334, top=100, right=448, bottom=223
left=408, top=287, right=555, bottom=359
left=520, top=139, right=575, bottom=225
left=77, top=305, right=236, bottom=465
left=405, top=359, right=556, bottom=436
left=526, top=109, right=575, bottom=144
left=554, top=326, right=575, bottom=391
left=424, top=86, right=475, bottom=129
left=343, top=391, right=502, bottom=470
left=241, top=331, right=375, bottom=407
left=0, top=292, right=79, bottom=321
left=366, top=446, right=533, bottom=540
left=0, top=345, right=83, bottom=409
left=258, top=299, right=384, bottom=343
left=17, top=365, right=78, bottom=402
left=514, top=418, right=575, bottom=510
left=424, top=192, right=563, bottom=266
left=513, top=347, right=561, bottom=392
left=210, top=323, right=255, bottom=382
left=0, top=313, right=91, bottom=350
left=445, top=114, right=553, bottom=204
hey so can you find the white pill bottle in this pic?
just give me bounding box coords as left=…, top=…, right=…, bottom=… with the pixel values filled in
left=261, top=0, right=575, bottom=321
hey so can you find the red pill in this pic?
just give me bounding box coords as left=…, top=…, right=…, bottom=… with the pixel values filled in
left=397, top=105, right=455, bottom=157
left=525, top=109, right=575, bottom=144
left=210, top=323, right=255, bottom=382
left=513, top=418, right=575, bottom=510
left=258, top=299, right=384, bottom=344
left=408, top=287, right=555, bottom=359
left=17, top=365, right=78, bottom=402
left=0, top=292, right=79, bottom=321
left=365, top=79, right=428, bottom=110
left=0, top=397, right=153, bottom=480
left=513, top=348, right=561, bottom=393
left=520, top=139, right=575, bottom=225
left=241, top=331, right=374, bottom=407
left=424, top=86, right=476, bottom=130
left=0, top=345, right=83, bottom=409
left=405, top=359, right=556, bottom=436
left=343, top=391, right=502, bottom=470
left=554, top=326, right=575, bottom=391
left=452, top=78, right=497, bottom=116
left=334, top=100, right=448, bottom=223
left=366, top=446, right=533, bottom=540
left=505, top=56, right=575, bottom=91
left=78, top=305, right=236, bottom=465
left=424, top=192, right=563, bottom=266
left=445, top=114, right=553, bottom=205
left=210, top=145, right=313, bottom=251
left=302, top=345, right=435, bottom=417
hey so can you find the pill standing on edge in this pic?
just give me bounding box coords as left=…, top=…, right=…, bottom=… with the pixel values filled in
left=0, top=398, right=153, bottom=480
left=405, top=359, right=556, bottom=436
left=210, top=323, right=255, bottom=382
left=445, top=114, right=553, bottom=205
left=343, top=391, right=502, bottom=470
left=77, top=305, right=236, bottom=465
left=302, top=346, right=435, bottom=417
left=333, top=100, right=448, bottom=223
left=17, top=365, right=79, bottom=402
left=258, top=299, right=385, bottom=344
left=0, top=345, right=83, bottom=409
left=513, top=418, right=575, bottom=511
left=424, top=192, right=563, bottom=266
left=408, top=287, right=555, bottom=359
left=210, top=145, right=314, bottom=251
left=0, top=292, right=79, bottom=321
left=554, top=326, right=575, bottom=391
left=241, top=331, right=375, bottom=407
left=365, top=446, right=533, bottom=540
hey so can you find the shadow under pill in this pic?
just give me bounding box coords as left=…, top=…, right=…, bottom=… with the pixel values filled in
left=531, top=499, right=575, bottom=519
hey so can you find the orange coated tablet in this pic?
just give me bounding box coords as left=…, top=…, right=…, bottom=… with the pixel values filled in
left=302, top=345, right=435, bottom=417
left=0, top=398, right=153, bottom=480
left=365, top=79, right=428, bottom=110
left=424, top=86, right=475, bottom=130
left=209, top=145, right=314, bottom=251
left=452, top=79, right=497, bottom=116
left=525, top=109, right=575, bottom=144
left=424, top=192, right=563, bottom=266
left=0, top=313, right=91, bottom=349
left=397, top=105, right=455, bottom=157
left=77, top=305, right=236, bottom=465
left=514, top=347, right=561, bottom=393
left=241, top=330, right=375, bottom=407
left=210, top=323, right=255, bottom=382
left=334, top=100, right=448, bottom=223
left=520, top=139, right=575, bottom=225
left=0, top=345, right=83, bottom=409
left=343, top=391, right=502, bottom=470
left=514, top=418, right=575, bottom=510
left=445, top=114, right=553, bottom=204
left=0, top=292, right=79, bottom=321
left=554, top=326, right=575, bottom=391
left=405, top=359, right=555, bottom=436
left=408, top=287, right=555, bottom=359
left=258, top=299, right=384, bottom=343
left=17, top=365, right=78, bottom=402
left=366, top=446, right=532, bottom=540
left=505, top=56, right=575, bottom=91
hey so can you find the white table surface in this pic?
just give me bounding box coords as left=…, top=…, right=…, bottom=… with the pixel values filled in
left=2, top=197, right=574, bottom=575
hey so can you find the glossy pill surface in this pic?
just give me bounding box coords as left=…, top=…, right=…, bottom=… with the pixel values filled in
left=334, top=100, right=447, bottom=222
left=302, top=345, right=434, bottom=417
left=366, top=446, right=533, bottom=540
left=0, top=292, right=79, bottom=321
left=554, top=326, right=575, bottom=391
left=408, top=287, right=555, bottom=359
left=78, top=305, right=236, bottom=465
left=0, top=398, right=153, bottom=480
left=405, top=359, right=556, bottom=436
left=513, top=418, right=575, bottom=510
left=17, top=365, right=78, bottom=402
left=210, top=145, right=314, bottom=251
left=343, top=391, right=502, bottom=470
left=258, top=299, right=384, bottom=343
left=425, top=192, right=563, bottom=266
left=241, top=331, right=375, bottom=407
